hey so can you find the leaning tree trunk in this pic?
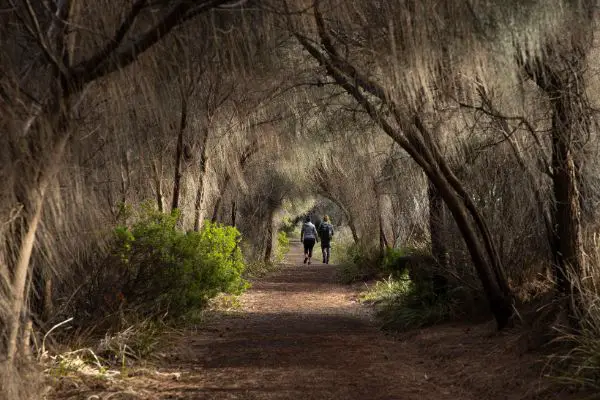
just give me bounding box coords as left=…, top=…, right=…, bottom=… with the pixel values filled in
left=296, top=23, right=512, bottom=329
left=7, top=132, right=70, bottom=362
left=428, top=166, right=512, bottom=327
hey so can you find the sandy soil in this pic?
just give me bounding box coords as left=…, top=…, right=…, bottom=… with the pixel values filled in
left=48, top=242, right=586, bottom=400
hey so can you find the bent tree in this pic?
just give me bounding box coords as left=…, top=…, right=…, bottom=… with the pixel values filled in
left=291, top=2, right=513, bottom=328
left=2, top=0, right=247, bottom=365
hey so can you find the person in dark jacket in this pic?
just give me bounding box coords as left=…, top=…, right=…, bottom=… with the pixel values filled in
left=300, top=215, right=318, bottom=264
left=318, top=215, right=334, bottom=264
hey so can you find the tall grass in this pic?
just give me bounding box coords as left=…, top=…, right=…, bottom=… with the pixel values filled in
left=549, top=236, right=600, bottom=391
left=361, top=271, right=465, bottom=331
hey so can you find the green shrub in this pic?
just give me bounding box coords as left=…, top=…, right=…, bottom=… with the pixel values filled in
left=275, top=231, right=290, bottom=263
left=114, top=207, right=248, bottom=317
left=381, top=247, right=408, bottom=277
left=337, top=243, right=380, bottom=283
left=279, top=216, right=297, bottom=236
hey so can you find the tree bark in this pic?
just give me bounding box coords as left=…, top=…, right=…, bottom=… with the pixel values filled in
left=152, top=160, right=165, bottom=212
left=171, top=92, right=188, bottom=212
left=550, top=92, right=585, bottom=295
left=526, top=51, right=589, bottom=297
left=374, top=186, right=388, bottom=257
left=264, top=209, right=275, bottom=263
left=193, top=128, right=210, bottom=231
left=7, top=133, right=70, bottom=362
left=231, top=200, right=237, bottom=227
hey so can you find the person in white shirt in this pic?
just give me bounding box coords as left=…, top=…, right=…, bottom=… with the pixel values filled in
left=300, top=215, right=318, bottom=264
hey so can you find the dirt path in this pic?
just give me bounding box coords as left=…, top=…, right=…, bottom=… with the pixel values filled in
left=51, top=242, right=574, bottom=399
left=134, top=242, right=469, bottom=400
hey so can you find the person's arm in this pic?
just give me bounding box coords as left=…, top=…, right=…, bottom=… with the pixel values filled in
left=300, top=225, right=304, bottom=242
left=313, top=226, right=319, bottom=242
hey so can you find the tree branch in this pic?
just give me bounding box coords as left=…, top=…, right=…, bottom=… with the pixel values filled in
left=69, top=0, right=235, bottom=90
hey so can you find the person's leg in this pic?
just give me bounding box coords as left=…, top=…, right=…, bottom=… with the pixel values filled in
left=307, top=238, right=315, bottom=264
left=303, top=240, right=309, bottom=263
left=322, top=246, right=326, bottom=263
left=325, top=246, right=331, bottom=264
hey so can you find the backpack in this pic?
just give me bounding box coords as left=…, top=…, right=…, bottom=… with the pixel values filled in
left=320, top=223, right=333, bottom=240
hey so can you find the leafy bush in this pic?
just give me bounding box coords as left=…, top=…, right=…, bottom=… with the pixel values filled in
left=381, top=247, right=408, bottom=277
left=279, top=216, right=297, bottom=236
left=114, top=207, right=248, bottom=317
left=337, top=243, right=380, bottom=283
left=275, top=231, right=290, bottom=263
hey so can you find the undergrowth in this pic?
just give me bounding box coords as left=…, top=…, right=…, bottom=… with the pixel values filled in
left=351, top=246, right=469, bottom=331
left=336, top=243, right=380, bottom=283
left=547, top=251, right=600, bottom=392
left=275, top=231, right=291, bottom=263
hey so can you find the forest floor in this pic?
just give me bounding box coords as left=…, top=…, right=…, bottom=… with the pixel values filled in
left=47, top=242, right=585, bottom=400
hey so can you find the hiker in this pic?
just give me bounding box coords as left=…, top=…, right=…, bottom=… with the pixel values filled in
left=300, top=215, right=318, bottom=264
left=318, top=215, right=334, bottom=264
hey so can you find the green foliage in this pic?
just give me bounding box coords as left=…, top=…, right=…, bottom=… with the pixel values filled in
left=351, top=244, right=468, bottom=331
left=113, top=207, right=248, bottom=317
left=381, top=247, right=408, bottom=277
left=275, top=231, right=290, bottom=263
left=361, top=272, right=464, bottom=331
left=279, top=216, right=297, bottom=236
left=337, top=243, right=380, bottom=283
left=360, top=274, right=412, bottom=304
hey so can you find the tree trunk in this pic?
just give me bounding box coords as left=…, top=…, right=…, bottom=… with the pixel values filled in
left=152, top=160, right=165, bottom=212
left=428, top=179, right=449, bottom=297
left=264, top=210, right=275, bottom=263
left=414, top=117, right=511, bottom=298
left=375, top=187, right=388, bottom=257
left=550, top=93, right=585, bottom=295
left=193, top=129, right=210, bottom=231
left=297, top=30, right=512, bottom=328
left=527, top=50, right=589, bottom=298
left=171, top=93, right=188, bottom=212
left=231, top=200, right=237, bottom=227
left=428, top=167, right=512, bottom=328
left=7, top=133, right=70, bottom=362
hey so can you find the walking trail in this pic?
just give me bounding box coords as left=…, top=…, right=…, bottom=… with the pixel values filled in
left=51, top=242, right=573, bottom=399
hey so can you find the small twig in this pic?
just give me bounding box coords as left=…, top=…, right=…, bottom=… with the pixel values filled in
left=41, top=316, right=74, bottom=357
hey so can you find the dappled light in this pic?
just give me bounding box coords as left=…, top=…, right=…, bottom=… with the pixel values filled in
left=1, top=0, right=600, bottom=398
